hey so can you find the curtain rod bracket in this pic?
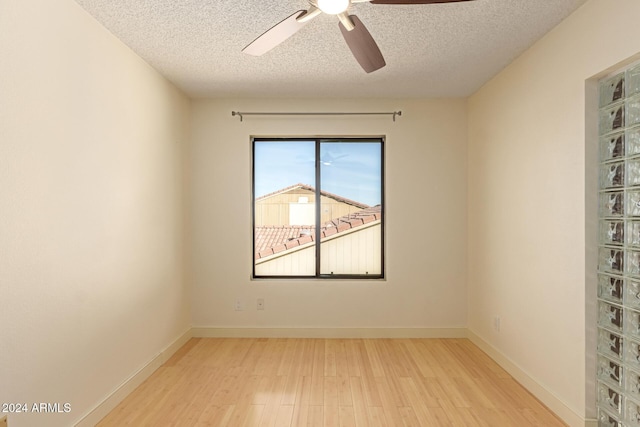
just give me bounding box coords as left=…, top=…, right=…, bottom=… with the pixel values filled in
left=231, top=111, right=402, bottom=122
left=231, top=111, right=244, bottom=122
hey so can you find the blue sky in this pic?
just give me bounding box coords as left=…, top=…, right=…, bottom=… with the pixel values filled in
left=254, top=140, right=382, bottom=207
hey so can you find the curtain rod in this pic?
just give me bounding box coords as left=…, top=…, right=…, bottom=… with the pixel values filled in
left=231, top=111, right=402, bottom=122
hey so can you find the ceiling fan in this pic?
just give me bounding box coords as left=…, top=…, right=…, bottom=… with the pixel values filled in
left=242, top=0, right=475, bottom=73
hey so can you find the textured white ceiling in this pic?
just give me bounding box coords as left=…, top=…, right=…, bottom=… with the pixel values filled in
left=73, top=0, right=587, bottom=98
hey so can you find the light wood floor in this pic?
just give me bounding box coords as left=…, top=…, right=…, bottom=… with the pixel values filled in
left=98, top=338, right=566, bottom=426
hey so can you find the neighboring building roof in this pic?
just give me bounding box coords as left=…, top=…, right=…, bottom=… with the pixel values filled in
left=255, top=205, right=382, bottom=260
left=256, top=183, right=369, bottom=209
left=254, top=225, right=315, bottom=255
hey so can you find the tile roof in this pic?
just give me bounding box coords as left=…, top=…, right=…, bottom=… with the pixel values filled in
left=255, top=205, right=382, bottom=260
left=256, top=183, right=369, bottom=209
left=254, top=225, right=315, bottom=255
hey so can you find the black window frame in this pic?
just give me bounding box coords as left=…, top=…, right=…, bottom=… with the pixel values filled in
left=252, top=136, right=385, bottom=280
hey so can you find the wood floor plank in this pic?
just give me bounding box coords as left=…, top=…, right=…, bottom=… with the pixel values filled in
left=210, top=373, right=242, bottom=406
left=335, top=340, right=350, bottom=378
left=178, top=368, right=226, bottom=426
left=363, top=340, right=385, bottom=378
left=424, top=406, right=460, bottom=426
left=98, top=369, right=168, bottom=425
left=310, top=340, right=325, bottom=405
left=413, top=339, right=449, bottom=378
left=430, top=339, right=470, bottom=379
left=339, top=405, right=357, bottom=427
left=242, top=405, right=265, bottom=426
left=372, top=341, right=411, bottom=407
left=325, top=339, right=338, bottom=377
left=299, top=339, right=315, bottom=377
left=252, top=376, right=274, bottom=405
left=345, top=339, right=363, bottom=377
left=423, top=377, right=471, bottom=409
left=324, top=376, right=339, bottom=406
left=367, top=406, right=388, bottom=427
left=442, top=339, right=493, bottom=380
left=456, top=407, right=489, bottom=427
left=291, top=403, right=310, bottom=426
left=294, top=376, right=311, bottom=405
left=398, top=406, right=420, bottom=426
left=164, top=338, right=202, bottom=367
left=96, top=338, right=568, bottom=427
left=348, top=376, right=371, bottom=427
left=195, top=404, right=234, bottom=426
left=307, top=405, right=324, bottom=426
left=224, top=375, right=263, bottom=426
left=337, top=374, right=353, bottom=407
left=323, top=377, right=339, bottom=427
left=285, top=339, right=306, bottom=378
left=452, top=376, right=497, bottom=409
left=458, top=339, right=511, bottom=379
left=354, top=341, right=383, bottom=407
left=291, top=377, right=311, bottom=426
left=402, top=339, right=438, bottom=378
left=258, top=376, right=288, bottom=427
left=276, top=339, right=298, bottom=376
left=274, top=404, right=294, bottom=427
left=374, top=377, right=405, bottom=426
left=281, top=375, right=299, bottom=406
left=376, top=339, right=411, bottom=378
left=470, top=407, right=524, bottom=427
left=253, top=339, right=282, bottom=377
left=309, top=376, right=324, bottom=407
left=397, top=377, right=437, bottom=423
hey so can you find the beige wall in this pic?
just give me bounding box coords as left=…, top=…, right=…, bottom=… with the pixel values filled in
left=189, top=98, right=468, bottom=329
left=0, top=1, right=191, bottom=426
left=468, top=0, right=640, bottom=423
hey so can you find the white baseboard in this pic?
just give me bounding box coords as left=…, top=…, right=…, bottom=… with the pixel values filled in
left=467, top=330, right=595, bottom=427
left=74, top=328, right=192, bottom=427
left=191, top=327, right=468, bottom=339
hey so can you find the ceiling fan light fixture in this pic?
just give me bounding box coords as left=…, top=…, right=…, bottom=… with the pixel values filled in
left=317, top=0, right=350, bottom=15
left=243, top=0, right=473, bottom=72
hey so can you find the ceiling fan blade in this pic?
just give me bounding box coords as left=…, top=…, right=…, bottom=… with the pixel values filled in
left=339, top=15, right=386, bottom=73
left=370, top=0, right=474, bottom=4
left=242, top=10, right=311, bottom=56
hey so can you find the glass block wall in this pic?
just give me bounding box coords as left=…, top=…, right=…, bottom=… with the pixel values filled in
left=597, top=63, right=640, bottom=427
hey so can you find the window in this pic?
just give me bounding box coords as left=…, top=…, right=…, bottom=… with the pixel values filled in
left=253, top=137, right=384, bottom=279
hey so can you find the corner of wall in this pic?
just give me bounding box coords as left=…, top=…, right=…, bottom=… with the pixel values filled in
left=74, top=328, right=193, bottom=427
left=468, top=330, right=593, bottom=427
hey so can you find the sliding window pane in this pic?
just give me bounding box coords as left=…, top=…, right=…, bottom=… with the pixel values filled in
left=253, top=140, right=316, bottom=276
left=319, top=141, right=383, bottom=276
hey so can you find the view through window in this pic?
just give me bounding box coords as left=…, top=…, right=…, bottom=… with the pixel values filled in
left=253, top=138, right=384, bottom=278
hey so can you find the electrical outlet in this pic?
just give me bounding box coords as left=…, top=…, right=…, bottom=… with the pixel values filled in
left=235, top=298, right=244, bottom=311
left=494, top=316, right=501, bottom=332
left=257, top=298, right=265, bottom=310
